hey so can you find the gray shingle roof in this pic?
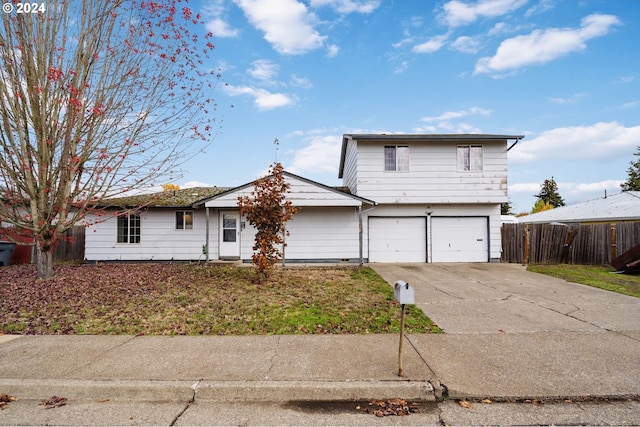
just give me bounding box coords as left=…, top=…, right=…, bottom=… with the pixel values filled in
left=518, top=191, right=640, bottom=224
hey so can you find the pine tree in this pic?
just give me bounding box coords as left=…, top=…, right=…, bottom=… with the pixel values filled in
left=534, top=177, right=565, bottom=208
left=621, top=146, right=640, bottom=191
left=501, top=201, right=514, bottom=215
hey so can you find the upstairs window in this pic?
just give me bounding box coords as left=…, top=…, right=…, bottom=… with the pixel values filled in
left=117, top=214, right=141, bottom=244
left=384, top=145, right=409, bottom=172
left=457, top=145, right=483, bottom=172
left=176, top=211, right=194, bottom=230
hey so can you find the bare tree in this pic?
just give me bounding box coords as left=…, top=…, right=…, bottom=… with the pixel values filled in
left=0, top=1, right=219, bottom=278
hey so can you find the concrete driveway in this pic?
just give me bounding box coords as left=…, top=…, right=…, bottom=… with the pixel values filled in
left=370, top=262, right=640, bottom=399
left=370, top=262, right=640, bottom=334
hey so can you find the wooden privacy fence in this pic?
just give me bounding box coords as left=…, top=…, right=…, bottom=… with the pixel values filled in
left=4, top=226, right=85, bottom=264
left=53, top=226, right=86, bottom=262
left=501, top=222, right=640, bottom=265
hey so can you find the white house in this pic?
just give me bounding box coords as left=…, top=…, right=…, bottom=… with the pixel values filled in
left=85, top=133, right=523, bottom=263
left=339, top=134, right=522, bottom=262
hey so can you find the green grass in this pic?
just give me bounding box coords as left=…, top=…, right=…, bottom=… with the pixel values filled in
left=1, top=264, right=442, bottom=335
left=527, top=264, right=640, bottom=298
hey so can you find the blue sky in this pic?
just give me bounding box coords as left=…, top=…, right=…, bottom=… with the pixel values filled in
left=180, top=0, right=640, bottom=213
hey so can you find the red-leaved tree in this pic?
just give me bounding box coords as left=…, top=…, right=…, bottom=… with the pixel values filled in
left=0, top=0, right=219, bottom=278
left=237, top=163, right=299, bottom=282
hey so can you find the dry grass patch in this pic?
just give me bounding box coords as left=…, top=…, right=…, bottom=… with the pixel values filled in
left=0, top=263, right=440, bottom=335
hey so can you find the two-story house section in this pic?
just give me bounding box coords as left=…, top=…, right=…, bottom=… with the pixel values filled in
left=338, top=134, right=523, bottom=263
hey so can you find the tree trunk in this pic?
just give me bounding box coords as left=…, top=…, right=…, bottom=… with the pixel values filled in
left=36, top=246, right=54, bottom=279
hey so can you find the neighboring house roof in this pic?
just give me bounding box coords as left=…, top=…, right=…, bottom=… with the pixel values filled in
left=99, top=187, right=229, bottom=208
left=518, top=191, right=640, bottom=224
left=338, top=133, right=524, bottom=178
left=193, top=170, right=376, bottom=208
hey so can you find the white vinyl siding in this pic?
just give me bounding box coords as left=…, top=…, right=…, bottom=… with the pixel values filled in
left=350, top=141, right=507, bottom=204
left=236, top=207, right=362, bottom=262
left=86, top=210, right=211, bottom=261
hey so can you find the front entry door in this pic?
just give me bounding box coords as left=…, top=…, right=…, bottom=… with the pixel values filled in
left=219, top=211, right=240, bottom=260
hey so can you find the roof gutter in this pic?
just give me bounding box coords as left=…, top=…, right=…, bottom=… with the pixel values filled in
left=507, top=136, right=524, bottom=151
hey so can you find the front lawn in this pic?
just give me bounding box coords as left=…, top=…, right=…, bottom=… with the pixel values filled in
left=0, top=264, right=441, bottom=335
left=527, top=264, right=640, bottom=298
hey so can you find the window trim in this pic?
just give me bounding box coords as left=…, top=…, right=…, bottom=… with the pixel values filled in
left=175, top=210, right=194, bottom=230
left=384, top=145, right=410, bottom=172
left=117, top=213, right=141, bottom=244
left=457, top=144, right=483, bottom=172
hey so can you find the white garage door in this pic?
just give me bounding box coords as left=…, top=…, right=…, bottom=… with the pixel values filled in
left=431, top=217, right=488, bottom=262
left=369, top=217, right=426, bottom=262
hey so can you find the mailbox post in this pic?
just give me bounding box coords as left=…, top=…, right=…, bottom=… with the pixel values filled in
left=394, top=280, right=415, bottom=377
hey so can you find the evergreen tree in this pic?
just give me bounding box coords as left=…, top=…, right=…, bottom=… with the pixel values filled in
left=501, top=201, right=514, bottom=215
left=621, top=146, right=640, bottom=191
left=534, top=177, right=565, bottom=208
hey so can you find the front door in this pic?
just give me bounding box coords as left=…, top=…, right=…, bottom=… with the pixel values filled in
left=219, top=211, right=240, bottom=260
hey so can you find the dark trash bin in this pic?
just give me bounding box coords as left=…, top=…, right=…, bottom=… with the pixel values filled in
left=0, top=241, right=16, bottom=266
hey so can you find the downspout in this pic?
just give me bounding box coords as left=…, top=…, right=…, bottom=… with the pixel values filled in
left=359, top=204, right=378, bottom=265
left=358, top=206, right=363, bottom=265
left=205, top=207, right=210, bottom=262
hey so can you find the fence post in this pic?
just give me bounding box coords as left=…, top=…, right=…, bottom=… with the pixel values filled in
left=524, top=224, right=530, bottom=264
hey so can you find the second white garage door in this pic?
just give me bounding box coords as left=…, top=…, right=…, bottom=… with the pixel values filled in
left=369, top=217, right=426, bottom=262
left=431, top=217, right=488, bottom=262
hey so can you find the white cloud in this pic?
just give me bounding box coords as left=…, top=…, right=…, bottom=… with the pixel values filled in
left=451, top=35, right=481, bottom=53
left=440, top=0, right=528, bottom=28
left=203, top=0, right=240, bottom=38
left=394, top=60, right=409, bottom=74
left=234, top=0, right=326, bottom=55
left=547, top=92, right=587, bottom=104
left=525, top=0, right=554, bottom=17
left=413, top=34, right=448, bottom=53
left=509, top=122, right=640, bottom=164
left=290, top=74, right=313, bottom=89
left=475, top=14, right=620, bottom=75
left=205, top=18, right=240, bottom=38
left=309, top=0, right=381, bottom=14
left=223, top=84, right=296, bottom=110
left=248, top=59, right=279, bottom=82
left=288, top=135, right=342, bottom=176
left=611, top=75, right=635, bottom=85
left=326, top=44, right=340, bottom=57
left=621, top=101, right=640, bottom=109
left=421, top=107, right=492, bottom=122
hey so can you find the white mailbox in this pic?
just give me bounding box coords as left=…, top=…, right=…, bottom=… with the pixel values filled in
left=394, top=280, right=415, bottom=305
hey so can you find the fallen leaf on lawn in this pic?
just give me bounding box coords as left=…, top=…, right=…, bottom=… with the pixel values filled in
left=459, top=400, right=473, bottom=409
left=40, top=396, right=67, bottom=409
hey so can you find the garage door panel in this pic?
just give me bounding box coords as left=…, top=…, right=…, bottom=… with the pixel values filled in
left=431, top=217, right=488, bottom=262
left=369, top=217, right=426, bottom=263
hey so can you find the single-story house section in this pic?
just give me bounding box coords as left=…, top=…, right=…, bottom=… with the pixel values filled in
left=518, top=191, right=640, bottom=225
left=85, top=172, right=375, bottom=263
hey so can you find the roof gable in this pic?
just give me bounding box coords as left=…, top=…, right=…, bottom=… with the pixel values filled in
left=195, top=171, right=375, bottom=208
